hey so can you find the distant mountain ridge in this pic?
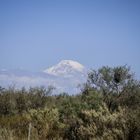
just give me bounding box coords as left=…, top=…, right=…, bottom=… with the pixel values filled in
left=0, top=60, right=88, bottom=94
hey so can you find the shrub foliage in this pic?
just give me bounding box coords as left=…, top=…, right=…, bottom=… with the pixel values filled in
left=0, top=66, right=139, bottom=140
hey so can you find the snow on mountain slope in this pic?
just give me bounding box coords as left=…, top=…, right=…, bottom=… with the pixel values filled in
left=0, top=60, right=88, bottom=94
left=43, top=60, right=86, bottom=77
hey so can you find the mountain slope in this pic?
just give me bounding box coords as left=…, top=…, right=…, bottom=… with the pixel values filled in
left=0, top=60, right=88, bottom=94
left=44, top=60, right=86, bottom=77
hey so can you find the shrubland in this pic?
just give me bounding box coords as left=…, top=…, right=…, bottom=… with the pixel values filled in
left=0, top=66, right=139, bottom=140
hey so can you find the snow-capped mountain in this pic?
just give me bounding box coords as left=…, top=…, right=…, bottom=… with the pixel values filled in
left=0, top=60, right=88, bottom=94
left=44, top=60, right=87, bottom=78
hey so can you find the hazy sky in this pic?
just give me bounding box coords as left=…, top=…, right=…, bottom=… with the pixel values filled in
left=0, top=0, right=140, bottom=77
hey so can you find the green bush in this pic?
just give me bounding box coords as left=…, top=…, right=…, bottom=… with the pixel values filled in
left=0, top=66, right=139, bottom=140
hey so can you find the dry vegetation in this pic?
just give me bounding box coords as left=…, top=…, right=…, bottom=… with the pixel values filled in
left=0, top=66, right=140, bottom=140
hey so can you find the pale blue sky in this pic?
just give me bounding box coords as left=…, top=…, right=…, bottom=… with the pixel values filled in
left=0, top=0, right=140, bottom=77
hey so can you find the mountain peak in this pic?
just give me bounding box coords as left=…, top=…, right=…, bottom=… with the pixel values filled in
left=58, top=60, right=85, bottom=70
left=43, top=60, right=86, bottom=76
